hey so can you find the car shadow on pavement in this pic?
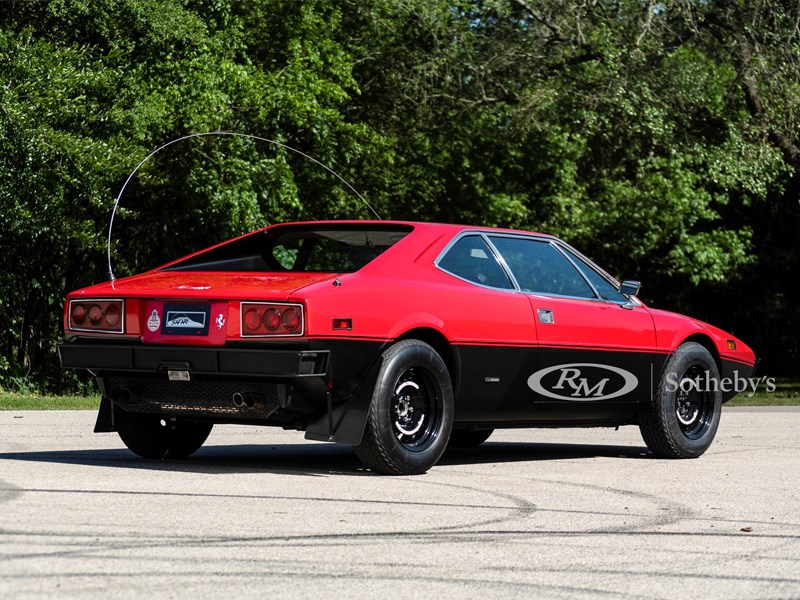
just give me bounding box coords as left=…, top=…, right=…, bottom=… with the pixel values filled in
left=0, top=440, right=650, bottom=476
left=442, top=441, right=651, bottom=466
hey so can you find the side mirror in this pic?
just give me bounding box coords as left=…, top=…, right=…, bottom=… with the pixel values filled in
left=619, top=280, right=641, bottom=296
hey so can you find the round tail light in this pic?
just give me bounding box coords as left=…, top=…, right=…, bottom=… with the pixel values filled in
left=71, top=304, right=87, bottom=325
left=88, top=304, right=104, bottom=325
left=282, top=308, right=300, bottom=332
left=244, top=309, right=262, bottom=332
left=104, top=304, right=121, bottom=327
left=263, top=309, right=281, bottom=331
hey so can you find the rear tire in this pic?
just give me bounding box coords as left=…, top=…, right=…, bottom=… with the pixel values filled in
left=448, top=428, right=493, bottom=448
left=640, top=342, right=722, bottom=458
left=115, top=410, right=213, bottom=459
left=354, top=340, right=454, bottom=475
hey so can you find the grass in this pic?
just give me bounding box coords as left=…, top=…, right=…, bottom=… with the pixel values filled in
left=2, top=377, right=799, bottom=410
left=0, top=391, right=100, bottom=410
left=726, top=377, right=800, bottom=407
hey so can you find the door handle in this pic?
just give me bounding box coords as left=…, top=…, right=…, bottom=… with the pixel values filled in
left=537, top=308, right=554, bottom=324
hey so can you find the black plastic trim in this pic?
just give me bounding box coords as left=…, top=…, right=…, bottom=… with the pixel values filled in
left=58, top=343, right=329, bottom=378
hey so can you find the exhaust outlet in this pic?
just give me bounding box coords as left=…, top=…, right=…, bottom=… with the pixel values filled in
left=233, top=392, right=266, bottom=410
left=119, top=387, right=142, bottom=404
left=247, top=393, right=266, bottom=410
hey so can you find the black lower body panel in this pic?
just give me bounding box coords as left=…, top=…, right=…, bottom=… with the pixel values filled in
left=61, top=339, right=388, bottom=444
left=453, top=344, right=665, bottom=424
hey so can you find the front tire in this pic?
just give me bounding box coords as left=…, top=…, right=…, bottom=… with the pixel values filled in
left=354, top=340, right=454, bottom=475
left=639, top=342, right=722, bottom=458
left=115, top=410, right=213, bottom=459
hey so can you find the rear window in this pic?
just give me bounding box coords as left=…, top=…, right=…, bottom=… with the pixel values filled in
left=162, top=225, right=412, bottom=273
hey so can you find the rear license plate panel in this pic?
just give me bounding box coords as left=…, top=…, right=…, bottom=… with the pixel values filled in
left=162, top=303, right=211, bottom=336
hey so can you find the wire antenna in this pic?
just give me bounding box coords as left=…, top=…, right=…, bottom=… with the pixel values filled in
left=107, top=130, right=379, bottom=281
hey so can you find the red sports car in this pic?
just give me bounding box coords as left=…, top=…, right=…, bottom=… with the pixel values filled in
left=59, top=221, right=757, bottom=474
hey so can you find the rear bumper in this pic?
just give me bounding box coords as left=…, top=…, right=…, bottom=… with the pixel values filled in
left=58, top=343, right=329, bottom=377
left=58, top=340, right=385, bottom=445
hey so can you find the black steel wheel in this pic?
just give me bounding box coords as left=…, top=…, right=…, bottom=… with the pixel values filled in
left=640, top=342, right=722, bottom=458
left=354, top=339, right=454, bottom=475
left=448, top=428, right=494, bottom=448
left=115, top=410, right=213, bottom=459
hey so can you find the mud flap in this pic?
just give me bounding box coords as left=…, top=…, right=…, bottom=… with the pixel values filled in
left=93, top=396, right=115, bottom=433
left=305, top=357, right=382, bottom=445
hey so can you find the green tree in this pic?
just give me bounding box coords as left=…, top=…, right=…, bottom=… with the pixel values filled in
left=338, top=0, right=798, bottom=371
left=0, top=0, right=384, bottom=391
left=2, top=0, right=799, bottom=391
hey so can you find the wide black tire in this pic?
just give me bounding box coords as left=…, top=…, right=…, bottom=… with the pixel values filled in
left=354, top=340, right=454, bottom=475
left=639, top=342, right=722, bottom=458
left=115, top=410, right=213, bottom=459
left=448, top=428, right=493, bottom=448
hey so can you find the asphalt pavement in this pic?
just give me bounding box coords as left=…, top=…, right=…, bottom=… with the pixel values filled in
left=1, top=407, right=798, bottom=599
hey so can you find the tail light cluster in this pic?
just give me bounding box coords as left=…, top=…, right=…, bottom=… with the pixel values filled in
left=241, top=302, right=304, bottom=337
left=69, top=299, right=125, bottom=333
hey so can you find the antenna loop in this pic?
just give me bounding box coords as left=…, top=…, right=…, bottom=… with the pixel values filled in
left=107, top=131, right=379, bottom=281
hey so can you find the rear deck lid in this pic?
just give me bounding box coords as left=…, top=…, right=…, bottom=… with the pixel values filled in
left=81, top=270, right=336, bottom=301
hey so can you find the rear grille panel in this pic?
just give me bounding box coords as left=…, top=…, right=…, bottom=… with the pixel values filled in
left=106, top=375, right=281, bottom=419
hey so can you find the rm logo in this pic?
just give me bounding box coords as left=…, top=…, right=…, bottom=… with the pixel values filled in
left=528, top=363, right=639, bottom=401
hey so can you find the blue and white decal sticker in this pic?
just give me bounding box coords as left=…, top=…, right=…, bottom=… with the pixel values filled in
left=528, top=363, right=638, bottom=401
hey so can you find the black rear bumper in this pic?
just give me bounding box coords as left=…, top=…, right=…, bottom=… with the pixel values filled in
left=58, top=340, right=386, bottom=445
left=58, top=343, right=329, bottom=377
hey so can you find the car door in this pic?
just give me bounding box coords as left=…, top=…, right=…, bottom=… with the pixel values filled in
left=487, top=235, right=658, bottom=422
left=435, top=233, right=541, bottom=421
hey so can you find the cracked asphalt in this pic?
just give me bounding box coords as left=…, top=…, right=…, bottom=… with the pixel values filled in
left=0, top=407, right=798, bottom=599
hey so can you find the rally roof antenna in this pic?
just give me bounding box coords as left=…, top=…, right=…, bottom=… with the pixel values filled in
left=106, top=130, right=380, bottom=281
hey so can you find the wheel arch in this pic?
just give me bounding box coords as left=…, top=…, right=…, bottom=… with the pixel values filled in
left=640, top=333, right=724, bottom=458
left=679, top=334, right=722, bottom=373
left=305, top=326, right=457, bottom=446
left=395, top=327, right=458, bottom=390
left=651, top=333, right=723, bottom=397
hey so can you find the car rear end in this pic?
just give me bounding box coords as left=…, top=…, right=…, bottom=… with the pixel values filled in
left=59, top=222, right=416, bottom=443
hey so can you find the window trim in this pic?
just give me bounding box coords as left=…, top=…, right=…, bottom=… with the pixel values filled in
left=435, top=230, right=638, bottom=304
left=553, top=241, right=641, bottom=306
left=484, top=233, right=601, bottom=301
left=434, top=232, right=517, bottom=292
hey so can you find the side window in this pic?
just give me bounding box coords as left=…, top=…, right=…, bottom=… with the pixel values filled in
left=438, top=235, right=514, bottom=289
left=489, top=236, right=596, bottom=299
left=563, top=249, right=629, bottom=303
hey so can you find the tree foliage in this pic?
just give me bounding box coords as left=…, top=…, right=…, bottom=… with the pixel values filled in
left=1, top=0, right=798, bottom=391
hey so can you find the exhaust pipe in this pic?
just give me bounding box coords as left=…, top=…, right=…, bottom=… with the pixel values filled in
left=232, top=392, right=265, bottom=410
left=119, top=387, right=142, bottom=404
left=244, top=393, right=266, bottom=410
